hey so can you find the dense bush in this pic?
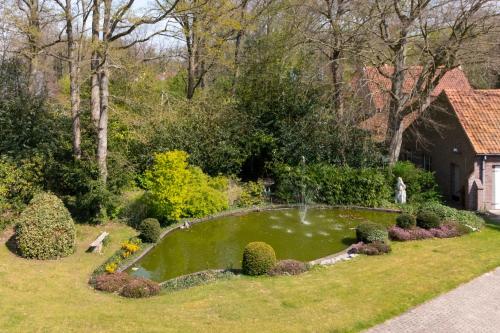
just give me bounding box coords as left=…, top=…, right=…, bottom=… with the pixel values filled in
left=351, top=241, right=391, bottom=255
left=355, top=222, right=388, bottom=243
left=415, top=202, right=484, bottom=230
left=391, top=161, right=440, bottom=202
left=237, top=180, right=266, bottom=207
left=162, top=270, right=236, bottom=292
left=396, top=213, right=416, bottom=229
left=416, top=210, right=441, bottom=229
left=15, top=192, right=76, bottom=259
left=272, top=163, right=392, bottom=207
left=242, top=242, right=277, bottom=276
left=120, top=278, right=160, bottom=298
left=268, top=259, right=308, bottom=276
left=95, top=273, right=132, bottom=293
left=138, top=218, right=161, bottom=243
left=142, top=151, right=229, bottom=223
left=272, top=161, right=440, bottom=207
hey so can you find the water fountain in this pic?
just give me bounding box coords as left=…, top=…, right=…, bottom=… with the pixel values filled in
left=298, top=156, right=310, bottom=225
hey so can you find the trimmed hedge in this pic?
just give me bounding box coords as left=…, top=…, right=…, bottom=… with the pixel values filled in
left=396, top=213, right=416, bottom=229
left=416, top=211, right=441, bottom=229
left=272, top=161, right=439, bottom=206
left=242, top=242, right=276, bottom=276
left=15, top=192, right=76, bottom=260
left=355, top=222, right=388, bottom=243
left=138, top=218, right=161, bottom=243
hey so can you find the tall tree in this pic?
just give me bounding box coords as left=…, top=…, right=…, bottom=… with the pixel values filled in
left=365, top=0, right=499, bottom=165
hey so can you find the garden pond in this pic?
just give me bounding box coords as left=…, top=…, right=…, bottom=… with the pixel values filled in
left=128, top=208, right=397, bottom=281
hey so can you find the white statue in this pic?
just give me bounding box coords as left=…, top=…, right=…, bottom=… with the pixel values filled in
left=395, top=177, right=407, bottom=204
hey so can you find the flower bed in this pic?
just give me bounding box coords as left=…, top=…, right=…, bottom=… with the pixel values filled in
left=388, top=222, right=469, bottom=241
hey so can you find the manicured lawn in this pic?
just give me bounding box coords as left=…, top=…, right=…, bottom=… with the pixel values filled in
left=1, top=220, right=500, bottom=332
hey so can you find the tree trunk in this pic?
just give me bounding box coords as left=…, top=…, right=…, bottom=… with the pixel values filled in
left=330, top=49, right=344, bottom=116
left=90, top=0, right=101, bottom=128
left=186, top=28, right=196, bottom=99
left=97, top=0, right=111, bottom=182
left=385, top=29, right=408, bottom=165
left=66, top=0, right=81, bottom=159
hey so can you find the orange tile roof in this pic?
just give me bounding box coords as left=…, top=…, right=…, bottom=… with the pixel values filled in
left=444, top=89, right=500, bottom=154
left=359, top=66, right=472, bottom=141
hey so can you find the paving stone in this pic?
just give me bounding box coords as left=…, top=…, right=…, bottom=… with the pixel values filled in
left=366, top=267, right=500, bottom=333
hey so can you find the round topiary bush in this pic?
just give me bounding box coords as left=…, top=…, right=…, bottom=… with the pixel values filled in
left=416, top=210, right=441, bottom=229
left=15, top=192, right=76, bottom=259
left=396, top=213, right=416, bottom=229
left=355, top=222, right=388, bottom=243
left=242, top=241, right=276, bottom=276
left=138, top=218, right=161, bottom=243
left=120, top=278, right=160, bottom=298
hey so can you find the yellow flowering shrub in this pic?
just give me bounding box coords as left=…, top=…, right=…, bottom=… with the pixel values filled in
left=142, top=151, right=229, bottom=222
left=105, top=262, right=118, bottom=273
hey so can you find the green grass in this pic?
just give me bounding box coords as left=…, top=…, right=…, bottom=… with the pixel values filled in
left=1, top=220, right=500, bottom=332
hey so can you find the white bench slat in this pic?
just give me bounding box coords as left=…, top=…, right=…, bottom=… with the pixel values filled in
left=90, top=231, right=109, bottom=247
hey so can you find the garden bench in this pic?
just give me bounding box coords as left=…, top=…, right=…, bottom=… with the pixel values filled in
left=88, top=231, right=109, bottom=254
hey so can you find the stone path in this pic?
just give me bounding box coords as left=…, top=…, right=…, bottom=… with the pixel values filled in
left=366, top=267, right=500, bottom=333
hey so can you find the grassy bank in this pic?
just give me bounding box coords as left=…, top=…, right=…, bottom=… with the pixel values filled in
left=1, top=220, right=499, bottom=332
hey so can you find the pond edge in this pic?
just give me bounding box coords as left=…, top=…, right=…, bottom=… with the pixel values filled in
left=118, top=204, right=401, bottom=276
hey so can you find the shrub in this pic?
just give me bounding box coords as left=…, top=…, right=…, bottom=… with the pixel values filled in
left=272, top=163, right=392, bottom=207
left=389, top=223, right=467, bottom=242
left=237, top=180, right=266, bottom=207
left=350, top=241, right=391, bottom=255
left=268, top=259, right=308, bottom=276
left=142, top=151, right=229, bottom=223
left=416, top=202, right=484, bottom=230
left=138, top=218, right=161, bottom=243
left=391, top=161, right=441, bottom=202
left=396, top=213, right=416, bottom=229
left=120, top=278, right=160, bottom=298
left=15, top=192, right=76, bottom=259
left=416, top=210, right=441, bottom=229
left=356, top=222, right=388, bottom=243
left=95, top=273, right=132, bottom=293
left=242, top=242, right=277, bottom=276
left=162, top=270, right=236, bottom=292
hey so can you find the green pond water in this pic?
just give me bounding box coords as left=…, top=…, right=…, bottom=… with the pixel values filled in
left=128, top=208, right=397, bottom=281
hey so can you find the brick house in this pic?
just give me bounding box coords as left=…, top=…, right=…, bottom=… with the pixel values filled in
left=402, top=90, right=500, bottom=211
left=356, top=66, right=472, bottom=142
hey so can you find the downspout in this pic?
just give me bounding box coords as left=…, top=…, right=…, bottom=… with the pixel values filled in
left=480, top=155, right=487, bottom=211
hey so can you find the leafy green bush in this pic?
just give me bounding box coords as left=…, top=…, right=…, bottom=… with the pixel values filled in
left=416, top=202, right=484, bottom=230
left=272, top=163, right=392, bottom=207
left=416, top=210, right=441, bottom=229
left=15, top=192, right=76, bottom=259
left=142, top=151, right=229, bottom=223
left=162, top=270, right=236, bottom=292
left=355, top=222, right=388, bottom=243
left=391, top=161, right=440, bottom=202
left=242, top=242, right=277, bottom=276
left=138, top=218, right=161, bottom=243
left=396, top=213, right=416, bottom=229
left=237, top=180, right=266, bottom=207
left=120, top=278, right=160, bottom=298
